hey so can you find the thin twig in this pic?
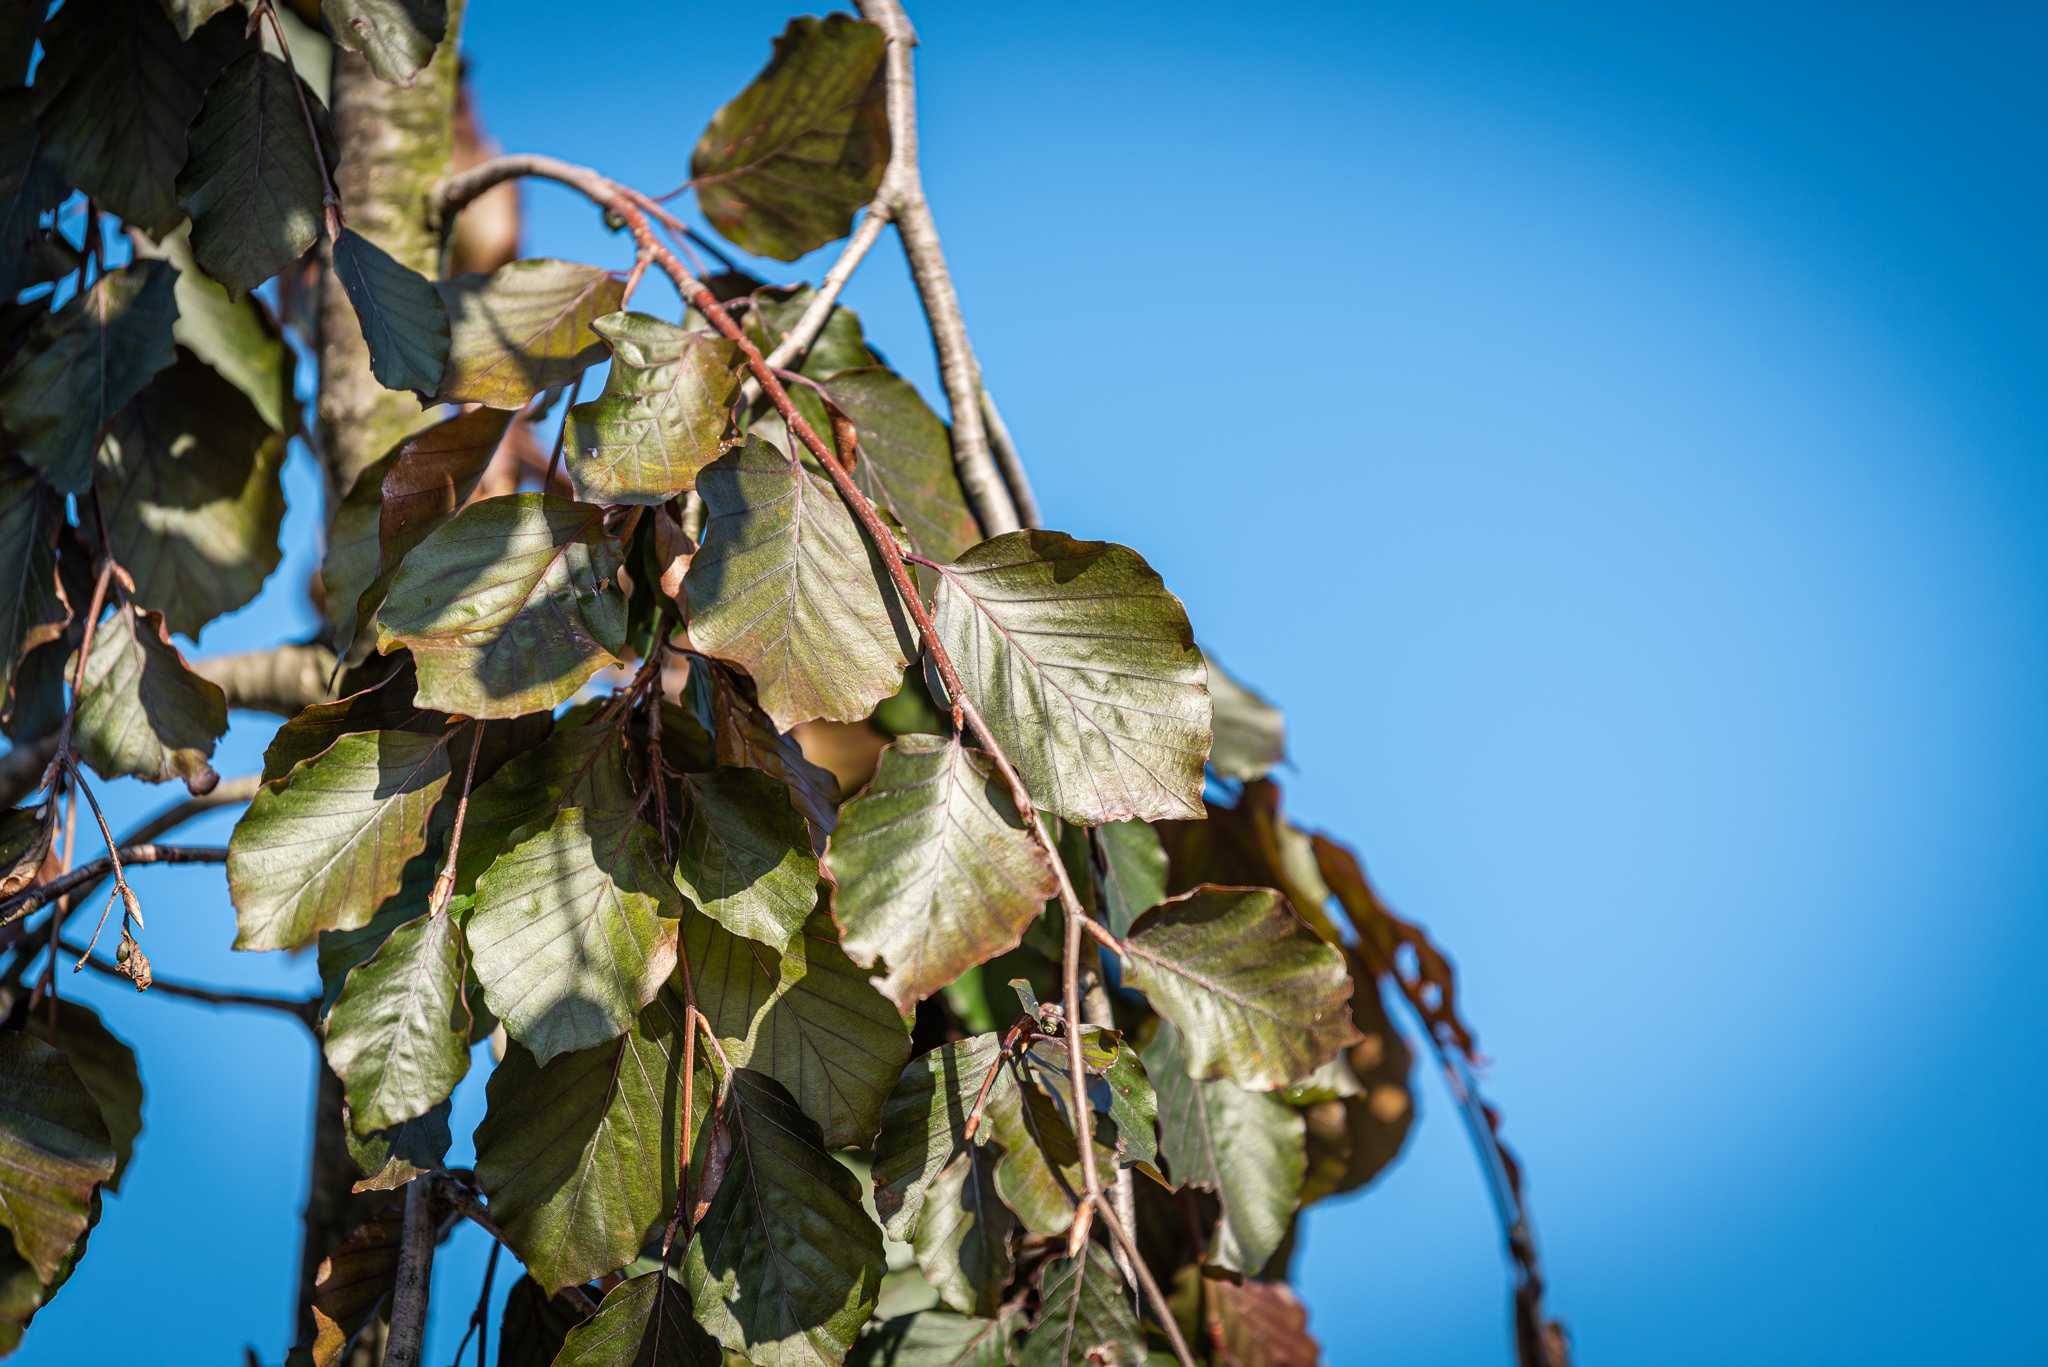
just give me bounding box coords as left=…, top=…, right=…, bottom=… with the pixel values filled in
left=53, top=774, right=260, bottom=916
left=0, top=845, right=229, bottom=926
left=430, top=723, right=483, bottom=916
left=62, top=938, right=316, bottom=1021
left=383, top=1175, right=436, bottom=1367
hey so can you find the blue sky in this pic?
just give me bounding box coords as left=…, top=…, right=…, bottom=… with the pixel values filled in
left=24, top=2, right=2048, bottom=1363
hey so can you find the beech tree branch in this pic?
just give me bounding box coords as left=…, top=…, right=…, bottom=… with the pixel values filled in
left=854, top=0, right=1021, bottom=537
left=193, top=642, right=340, bottom=717
left=761, top=206, right=891, bottom=373
left=383, top=1177, right=436, bottom=1367
left=0, top=845, right=229, bottom=926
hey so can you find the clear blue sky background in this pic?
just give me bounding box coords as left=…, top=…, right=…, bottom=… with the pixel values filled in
left=25, top=2, right=2048, bottom=1363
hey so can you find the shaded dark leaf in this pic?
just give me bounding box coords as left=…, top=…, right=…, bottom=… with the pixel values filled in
left=0, top=1035, right=113, bottom=1283
left=1203, top=651, right=1286, bottom=781
left=132, top=223, right=299, bottom=433
left=0, top=455, right=67, bottom=711
left=821, top=366, right=979, bottom=562
left=1017, top=1245, right=1141, bottom=1367
left=850, top=1310, right=1016, bottom=1367
left=344, top=1098, right=451, bottom=1192
left=672, top=766, right=818, bottom=950
left=26, top=1003, right=142, bottom=1196
left=333, top=227, right=450, bottom=398
left=554, top=1269, right=719, bottom=1367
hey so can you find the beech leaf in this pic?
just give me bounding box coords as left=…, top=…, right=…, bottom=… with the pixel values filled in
left=563, top=311, right=742, bottom=505
left=376, top=493, right=628, bottom=719
left=930, top=531, right=1212, bottom=826
left=0, top=1035, right=114, bottom=1284
left=473, top=989, right=691, bottom=1296
left=324, top=0, right=448, bottom=87
left=228, top=729, right=452, bottom=951
left=555, top=1270, right=720, bottom=1367
left=324, top=910, right=470, bottom=1131
left=176, top=50, right=335, bottom=296
left=468, top=806, right=681, bottom=1065
left=344, top=1100, right=450, bottom=1193
left=333, top=228, right=450, bottom=399
left=0, top=260, right=179, bottom=494
left=72, top=601, right=229, bottom=792
left=435, top=259, right=624, bottom=408
left=820, top=367, right=980, bottom=563
left=912, top=1146, right=1014, bottom=1319
left=26, top=1003, right=143, bottom=1197
left=825, top=734, right=1058, bottom=1013
left=684, top=440, right=910, bottom=731
left=684, top=908, right=910, bottom=1150
left=1017, top=1246, right=1143, bottom=1367
left=0, top=456, right=66, bottom=709
left=681, top=1068, right=885, bottom=1365
left=1145, top=1020, right=1303, bottom=1274
left=1204, top=651, right=1286, bottom=781
left=850, top=1312, right=1016, bottom=1367
left=672, top=766, right=819, bottom=950
left=691, top=15, right=889, bottom=262
left=96, top=352, right=287, bottom=637
left=1121, top=886, right=1361, bottom=1090
left=34, top=0, right=242, bottom=235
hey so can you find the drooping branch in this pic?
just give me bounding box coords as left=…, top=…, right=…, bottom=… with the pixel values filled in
left=63, top=936, right=316, bottom=1022
left=0, top=845, right=229, bottom=926
left=193, top=643, right=340, bottom=717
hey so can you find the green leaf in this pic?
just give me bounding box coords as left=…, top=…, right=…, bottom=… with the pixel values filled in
left=695, top=662, right=842, bottom=840
left=912, top=1146, right=1013, bottom=1319
left=0, top=456, right=67, bottom=710
left=447, top=704, right=629, bottom=887
left=435, top=259, right=624, bottom=408
left=259, top=682, right=442, bottom=785
left=0, top=260, right=179, bottom=493
left=96, top=352, right=287, bottom=637
left=1120, top=886, right=1361, bottom=1091
left=35, top=0, right=242, bottom=235
left=555, top=1269, right=720, bottom=1367
left=1144, top=1021, right=1303, bottom=1274
left=682, top=1068, right=885, bottom=1365
left=1018, top=1246, right=1143, bottom=1367
left=748, top=285, right=874, bottom=379
left=1203, top=652, right=1285, bottom=781
left=322, top=408, right=511, bottom=650
left=683, top=908, right=910, bottom=1150
left=324, top=0, right=448, bottom=87
left=1091, top=1030, right=1158, bottom=1170
left=672, top=766, right=819, bottom=950
left=344, top=1099, right=450, bottom=1193
left=132, top=224, right=300, bottom=434
left=930, top=531, right=1212, bottom=826
left=324, top=910, right=469, bottom=1131
left=821, top=367, right=980, bottom=562
left=376, top=493, right=628, bottom=719
left=562, top=311, right=742, bottom=506
left=1091, top=822, right=1168, bottom=942
left=229, top=729, right=452, bottom=951
left=473, top=988, right=690, bottom=1295
left=468, top=806, right=681, bottom=1065
left=27, top=1002, right=143, bottom=1196
left=851, top=1311, right=1016, bottom=1367
left=0, top=1034, right=114, bottom=1283
left=333, top=228, right=450, bottom=398
left=825, top=735, right=1058, bottom=1013
left=177, top=50, right=335, bottom=296
left=0, top=1208, right=91, bottom=1357
left=685, top=440, right=909, bottom=731
left=72, top=601, right=228, bottom=791
left=691, top=14, right=889, bottom=261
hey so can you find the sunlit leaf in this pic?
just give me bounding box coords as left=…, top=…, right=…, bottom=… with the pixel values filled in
left=825, top=734, right=1057, bottom=1013
left=685, top=440, right=910, bottom=731
left=0, top=261, right=179, bottom=493
left=930, top=531, right=1211, bottom=826
left=177, top=50, right=335, bottom=296
left=1145, top=1020, right=1302, bottom=1274
left=672, top=766, right=818, bottom=950
left=684, top=908, right=910, bottom=1150
left=691, top=14, right=889, bottom=261
left=1017, top=1246, right=1142, bottom=1367
left=96, top=352, right=287, bottom=637
left=435, top=259, right=623, bottom=408
left=468, top=806, right=681, bottom=1065
left=333, top=227, right=450, bottom=398
left=563, top=311, right=742, bottom=506
left=72, top=601, right=228, bottom=792
left=473, top=988, right=690, bottom=1296
left=0, top=1035, right=113, bottom=1283
left=324, top=0, right=448, bottom=87
left=324, top=909, right=469, bottom=1131
left=682, top=1069, right=885, bottom=1365
left=1121, top=886, right=1360, bottom=1090
left=377, top=494, right=627, bottom=719
left=911, top=1146, right=1013, bottom=1319
left=229, top=729, right=452, bottom=951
